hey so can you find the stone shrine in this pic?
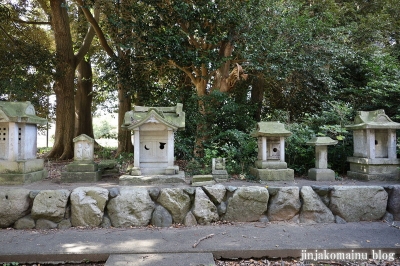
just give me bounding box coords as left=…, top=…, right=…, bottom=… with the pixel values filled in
left=306, top=136, right=338, bottom=181
left=212, top=157, right=228, bottom=180
left=122, top=103, right=185, bottom=176
left=249, top=121, right=294, bottom=181
left=61, top=134, right=100, bottom=182
left=346, top=109, right=400, bottom=181
left=0, top=101, right=47, bottom=184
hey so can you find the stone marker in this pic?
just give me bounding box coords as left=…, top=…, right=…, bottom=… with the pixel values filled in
left=61, top=134, right=101, bottom=182
left=212, top=157, right=229, bottom=180
left=0, top=101, right=47, bottom=184
left=249, top=121, right=294, bottom=181
left=306, top=137, right=338, bottom=181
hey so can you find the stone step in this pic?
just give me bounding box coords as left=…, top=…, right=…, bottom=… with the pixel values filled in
left=105, top=252, right=216, bottom=266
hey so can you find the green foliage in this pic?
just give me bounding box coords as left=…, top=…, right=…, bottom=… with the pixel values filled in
left=2, top=262, right=18, bottom=266
left=95, top=147, right=115, bottom=160
left=93, top=118, right=117, bottom=139
left=115, top=152, right=134, bottom=173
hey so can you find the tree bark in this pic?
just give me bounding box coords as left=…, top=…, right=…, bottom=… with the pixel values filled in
left=251, top=75, right=265, bottom=121
left=46, top=0, right=75, bottom=160
left=75, top=58, right=94, bottom=138
left=116, top=86, right=133, bottom=155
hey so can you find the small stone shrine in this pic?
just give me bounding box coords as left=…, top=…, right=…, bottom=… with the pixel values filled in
left=346, top=109, right=400, bottom=181
left=61, top=134, right=100, bottom=182
left=122, top=103, right=185, bottom=176
left=249, top=121, right=294, bottom=181
left=306, top=136, right=338, bottom=181
left=0, top=101, right=47, bottom=184
left=212, top=157, right=228, bottom=180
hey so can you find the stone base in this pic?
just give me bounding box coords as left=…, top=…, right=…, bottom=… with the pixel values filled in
left=191, top=174, right=216, bottom=186
left=308, top=168, right=335, bottom=181
left=130, top=166, right=180, bottom=176
left=61, top=171, right=101, bottom=183
left=212, top=170, right=228, bottom=181
left=347, top=157, right=400, bottom=181
left=254, top=160, right=287, bottom=169
left=65, top=162, right=98, bottom=172
left=0, top=159, right=44, bottom=173
left=250, top=167, right=294, bottom=181
left=0, top=170, right=46, bottom=185
left=119, top=171, right=186, bottom=185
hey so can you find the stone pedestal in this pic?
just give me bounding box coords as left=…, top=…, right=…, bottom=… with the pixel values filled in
left=250, top=122, right=294, bottom=181
left=212, top=158, right=228, bottom=181
left=191, top=174, right=216, bottom=187
left=61, top=134, right=100, bottom=183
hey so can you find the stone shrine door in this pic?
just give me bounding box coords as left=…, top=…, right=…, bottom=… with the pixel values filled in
left=140, top=131, right=168, bottom=168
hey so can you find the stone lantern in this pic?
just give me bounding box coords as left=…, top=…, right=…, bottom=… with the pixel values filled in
left=306, top=137, right=338, bottom=181
left=0, top=101, right=47, bottom=184
left=249, top=121, right=294, bottom=181
left=346, top=109, right=400, bottom=180
left=122, top=103, right=185, bottom=176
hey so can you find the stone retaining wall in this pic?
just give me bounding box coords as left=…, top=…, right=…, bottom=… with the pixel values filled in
left=1, top=185, right=399, bottom=229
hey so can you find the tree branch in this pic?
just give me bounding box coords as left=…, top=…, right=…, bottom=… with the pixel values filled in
left=12, top=19, right=51, bottom=25
left=75, top=0, right=116, bottom=58
left=75, top=6, right=100, bottom=64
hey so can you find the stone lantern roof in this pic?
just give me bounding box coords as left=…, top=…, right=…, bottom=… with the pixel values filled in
left=306, top=136, right=338, bottom=146
left=251, top=121, right=292, bottom=137
left=346, top=109, right=400, bottom=130
left=122, top=103, right=185, bottom=131
left=0, top=101, right=47, bottom=125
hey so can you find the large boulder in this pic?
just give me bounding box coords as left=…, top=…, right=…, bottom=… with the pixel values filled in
left=157, top=188, right=191, bottom=224
left=329, top=186, right=387, bottom=222
left=70, top=187, right=109, bottom=227
left=300, top=186, right=334, bottom=223
left=224, top=186, right=269, bottom=222
left=31, top=190, right=70, bottom=223
left=107, top=187, right=155, bottom=227
left=387, top=186, right=400, bottom=221
left=203, top=184, right=226, bottom=204
left=192, top=188, right=219, bottom=225
left=0, top=188, right=31, bottom=228
left=266, top=187, right=300, bottom=221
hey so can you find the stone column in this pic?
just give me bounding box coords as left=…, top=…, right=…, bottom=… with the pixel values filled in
left=315, top=145, right=328, bottom=169
left=167, top=129, right=174, bottom=167
left=8, top=122, right=19, bottom=161
left=388, top=129, right=397, bottom=159
left=366, top=129, right=375, bottom=159
left=133, top=129, right=140, bottom=168
left=279, top=137, right=285, bottom=162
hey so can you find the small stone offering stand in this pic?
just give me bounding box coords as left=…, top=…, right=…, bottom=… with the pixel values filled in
left=249, top=121, right=294, bottom=181
left=61, top=134, right=100, bottom=182
left=346, top=109, right=400, bottom=181
left=306, top=136, right=337, bottom=181
left=119, top=104, right=185, bottom=185
left=0, top=101, right=47, bottom=185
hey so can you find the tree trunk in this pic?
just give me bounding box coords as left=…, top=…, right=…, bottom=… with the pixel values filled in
left=46, top=0, right=75, bottom=160
left=116, top=86, right=133, bottom=155
left=75, top=58, right=94, bottom=138
left=251, top=75, right=265, bottom=121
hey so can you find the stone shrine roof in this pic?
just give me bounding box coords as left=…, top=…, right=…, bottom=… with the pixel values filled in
left=251, top=121, right=292, bottom=137
left=0, top=101, right=47, bottom=125
left=122, top=103, right=185, bottom=130
left=345, top=109, right=400, bottom=130
left=306, top=136, right=338, bottom=146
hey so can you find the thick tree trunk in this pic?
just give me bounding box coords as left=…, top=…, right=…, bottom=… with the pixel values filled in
left=46, top=0, right=75, bottom=160
left=75, top=59, right=94, bottom=138
left=116, top=87, right=133, bottom=155
left=251, top=75, right=265, bottom=121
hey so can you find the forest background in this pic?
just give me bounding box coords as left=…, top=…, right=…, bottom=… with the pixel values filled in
left=1, top=0, right=399, bottom=178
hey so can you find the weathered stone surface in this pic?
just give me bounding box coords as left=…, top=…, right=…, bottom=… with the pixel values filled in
left=224, top=186, right=269, bottom=222
left=382, top=212, right=394, bottom=223
left=58, top=219, right=72, bottom=229
left=267, top=187, right=300, bottom=221
left=192, top=188, right=219, bottom=225
left=217, top=202, right=227, bottom=216
left=183, top=187, right=196, bottom=196
left=226, top=186, right=237, bottom=193
left=108, top=188, right=120, bottom=199
left=107, top=187, right=155, bottom=227
left=36, top=219, right=57, bottom=229
left=184, top=211, right=198, bottom=226
left=29, top=190, right=40, bottom=199
left=101, top=215, right=112, bottom=229
left=329, top=186, right=388, bottom=222
left=157, top=188, right=191, bottom=224
left=31, top=190, right=70, bottom=223
left=387, top=186, right=400, bottom=220
left=299, top=186, right=334, bottom=223
left=14, top=215, right=35, bottom=229
left=0, top=188, right=31, bottom=228
left=151, top=205, right=173, bottom=227
left=203, top=184, right=226, bottom=204
left=335, top=215, right=346, bottom=224
left=70, top=187, right=109, bottom=227
left=148, top=187, right=160, bottom=201
left=259, top=215, right=269, bottom=223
